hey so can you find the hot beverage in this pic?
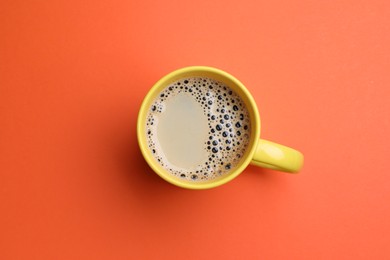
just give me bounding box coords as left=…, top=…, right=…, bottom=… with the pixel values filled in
left=145, top=77, right=251, bottom=182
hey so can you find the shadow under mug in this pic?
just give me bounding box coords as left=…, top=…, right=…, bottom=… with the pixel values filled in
left=137, top=66, right=304, bottom=189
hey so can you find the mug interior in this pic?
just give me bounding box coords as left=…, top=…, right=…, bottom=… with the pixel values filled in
left=137, top=66, right=260, bottom=189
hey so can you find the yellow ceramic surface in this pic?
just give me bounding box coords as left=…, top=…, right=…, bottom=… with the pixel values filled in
left=137, top=66, right=304, bottom=189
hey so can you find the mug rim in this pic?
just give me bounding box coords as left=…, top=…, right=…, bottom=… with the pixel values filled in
left=137, top=66, right=261, bottom=189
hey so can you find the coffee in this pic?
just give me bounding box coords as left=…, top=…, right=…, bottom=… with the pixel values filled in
left=146, top=77, right=251, bottom=182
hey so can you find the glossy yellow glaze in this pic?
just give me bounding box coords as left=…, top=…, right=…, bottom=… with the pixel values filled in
left=137, top=66, right=303, bottom=189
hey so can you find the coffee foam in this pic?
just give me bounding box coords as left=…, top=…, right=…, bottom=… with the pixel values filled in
left=146, top=77, right=251, bottom=182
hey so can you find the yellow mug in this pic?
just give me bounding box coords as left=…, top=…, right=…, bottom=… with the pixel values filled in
left=137, top=66, right=304, bottom=189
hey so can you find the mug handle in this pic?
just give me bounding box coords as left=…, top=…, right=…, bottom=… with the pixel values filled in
left=251, top=139, right=304, bottom=173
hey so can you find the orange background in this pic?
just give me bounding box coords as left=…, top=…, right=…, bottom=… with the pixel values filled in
left=1, top=0, right=390, bottom=259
